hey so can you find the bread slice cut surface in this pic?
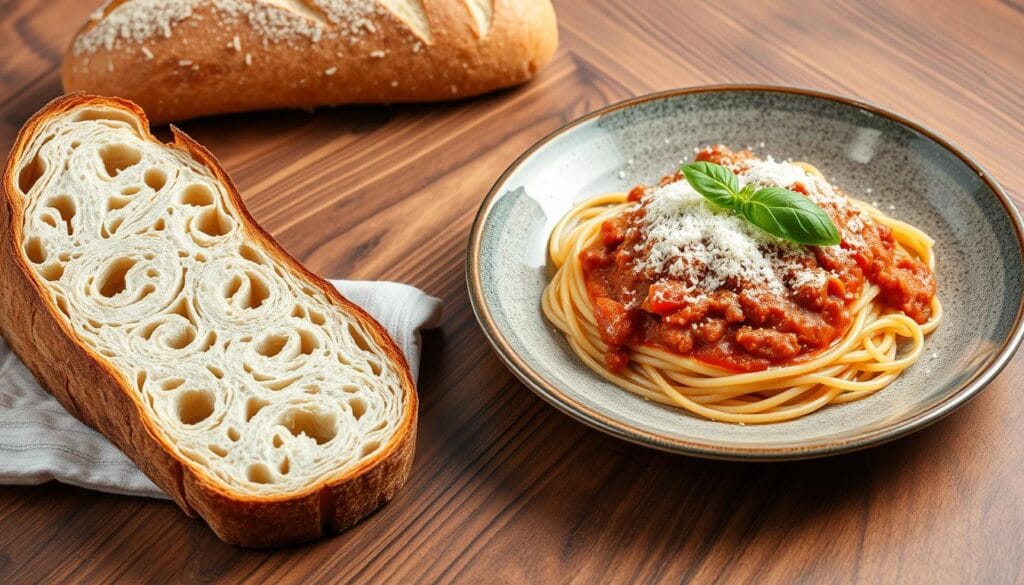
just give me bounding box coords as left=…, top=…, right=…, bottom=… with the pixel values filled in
left=2, top=94, right=416, bottom=546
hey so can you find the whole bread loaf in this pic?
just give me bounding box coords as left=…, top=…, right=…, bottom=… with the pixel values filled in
left=62, top=0, right=559, bottom=123
left=0, top=93, right=417, bottom=547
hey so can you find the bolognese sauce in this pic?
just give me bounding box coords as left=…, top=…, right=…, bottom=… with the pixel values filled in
left=580, top=145, right=936, bottom=373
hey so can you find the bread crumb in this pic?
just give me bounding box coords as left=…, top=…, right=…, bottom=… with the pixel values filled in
left=390, top=80, right=399, bottom=87
left=141, top=46, right=154, bottom=59
left=228, top=35, right=241, bottom=52
left=245, top=53, right=252, bottom=66
left=369, top=50, right=385, bottom=58
left=412, top=41, right=422, bottom=53
left=450, top=84, right=458, bottom=94
left=324, top=67, right=337, bottom=76
left=179, top=59, right=193, bottom=66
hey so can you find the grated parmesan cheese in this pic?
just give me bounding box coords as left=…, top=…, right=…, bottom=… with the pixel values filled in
left=634, top=181, right=812, bottom=302
left=629, top=156, right=882, bottom=302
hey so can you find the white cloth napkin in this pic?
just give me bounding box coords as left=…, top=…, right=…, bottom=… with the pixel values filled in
left=0, top=280, right=442, bottom=499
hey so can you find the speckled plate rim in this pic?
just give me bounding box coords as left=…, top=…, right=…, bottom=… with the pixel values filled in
left=466, top=84, right=1024, bottom=461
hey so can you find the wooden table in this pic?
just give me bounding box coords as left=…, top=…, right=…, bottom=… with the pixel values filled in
left=2, top=1, right=1022, bottom=583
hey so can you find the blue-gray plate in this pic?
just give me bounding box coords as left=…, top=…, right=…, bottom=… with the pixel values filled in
left=466, top=85, right=1024, bottom=460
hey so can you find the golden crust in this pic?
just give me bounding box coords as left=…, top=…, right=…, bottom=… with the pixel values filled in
left=0, top=93, right=418, bottom=547
left=62, top=0, right=559, bottom=123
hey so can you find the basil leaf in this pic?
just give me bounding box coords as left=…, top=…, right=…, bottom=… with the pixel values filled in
left=681, top=162, right=739, bottom=208
left=740, top=187, right=841, bottom=246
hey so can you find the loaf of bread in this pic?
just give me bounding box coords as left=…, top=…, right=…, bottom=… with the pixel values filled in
left=0, top=93, right=417, bottom=547
left=62, top=0, right=559, bottom=123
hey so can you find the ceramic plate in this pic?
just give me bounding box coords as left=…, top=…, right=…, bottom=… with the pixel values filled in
left=466, top=85, right=1024, bottom=460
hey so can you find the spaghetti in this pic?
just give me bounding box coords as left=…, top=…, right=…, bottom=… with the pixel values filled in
left=542, top=146, right=941, bottom=424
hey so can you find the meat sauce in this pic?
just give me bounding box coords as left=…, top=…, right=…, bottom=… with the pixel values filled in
left=581, top=146, right=936, bottom=373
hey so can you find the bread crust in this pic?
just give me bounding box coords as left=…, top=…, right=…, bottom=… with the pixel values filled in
left=0, top=93, right=418, bottom=547
left=62, top=0, right=559, bottom=123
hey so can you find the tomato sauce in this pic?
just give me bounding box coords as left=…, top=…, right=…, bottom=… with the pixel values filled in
left=581, top=146, right=936, bottom=373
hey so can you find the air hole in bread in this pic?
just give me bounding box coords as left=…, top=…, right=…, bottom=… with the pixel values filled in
left=161, top=377, right=186, bottom=391
left=207, top=365, right=224, bottom=379
left=106, top=194, right=133, bottom=211
left=53, top=294, right=70, bottom=317
left=360, top=441, right=380, bottom=457
left=272, top=434, right=284, bottom=448
left=99, top=143, right=142, bottom=177
left=298, top=329, right=318, bottom=355
left=41, top=214, right=58, bottom=228
left=291, top=305, right=305, bottom=319
left=249, top=368, right=272, bottom=382
left=74, top=108, right=138, bottom=125
left=136, top=371, right=148, bottom=390
left=227, top=427, right=240, bottom=442
left=166, top=326, right=196, bottom=350
left=308, top=310, right=326, bottom=326
left=225, top=272, right=270, bottom=310
left=18, top=154, right=46, bottom=195
left=98, top=258, right=135, bottom=297
left=200, top=331, right=217, bottom=352
left=245, top=397, right=269, bottom=422
left=137, top=321, right=159, bottom=340
left=348, top=324, right=371, bottom=352
left=182, top=448, right=208, bottom=466
left=264, top=376, right=299, bottom=391
left=168, top=297, right=197, bottom=324
left=180, top=184, right=214, bottom=206
left=101, top=216, right=124, bottom=238
left=45, top=194, right=76, bottom=235
left=39, top=262, right=64, bottom=281
left=210, top=444, right=228, bottom=458
left=368, top=361, right=382, bottom=376
left=144, top=168, right=167, bottom=191
left=152, top=218, right=166, bottom=232
left=303, top=385, right=321, bottom=395
left=280, top=409, right=337, bottom=445
left=24, top=236, right=46, bottom=264
left=121, top=185, right=141, bottom=196
left=177, top=389, right=214, bottom=425
left=278, top=457, right=290, bottom=475
left=247, top=463, right=273, bottom=484
left=348, top=397, right=366, bottom=420
left=239, top=244, right=263, bottom=265
left=195, top=207, right=232, bottom=237
left=256, top=334, right=288, bottom=358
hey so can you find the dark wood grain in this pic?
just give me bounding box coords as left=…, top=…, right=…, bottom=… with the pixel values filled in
left=2, top=1, right=1023, bottom=583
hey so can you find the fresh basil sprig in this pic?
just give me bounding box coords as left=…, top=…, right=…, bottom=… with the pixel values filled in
left=681, top=162, right=840, bottom=246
